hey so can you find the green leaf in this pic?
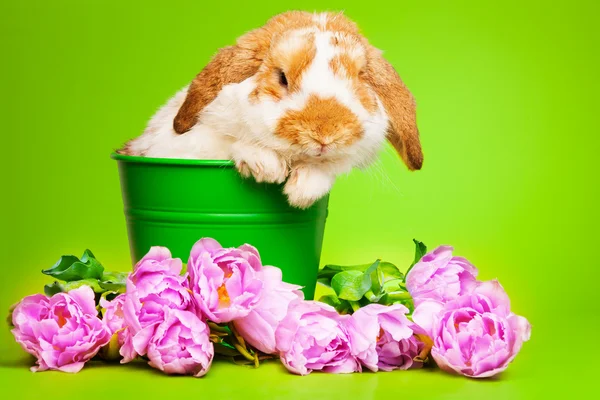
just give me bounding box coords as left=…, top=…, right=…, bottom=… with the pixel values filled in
left=379, top=262, right=404, bottom=282
left=43, top=279, right=104, bottom=296
left=318, top=262, right=375, bottom=286
left=331, top=270, right=372, bottom=301
left=101, top=291, right=119, bottom=303
left=365, top=259, right=381, bottom=274
left=318, top=295, right=353, bottom=314
left=404, top=239, right=427, bottom=280
left=80, top=249, right=96, bottom=264
left=318, top=294, right=342, bottom=308
left=6, top=302, right=18, bottom=328
left=411, top=239, right=428, bottom=266
left=42, top=255, right=79, bottom=277
left=101, top=271, right=128, bottom=282
left=98, top=281, right=126, bottom=292
left=382, top=278, right=407, bottom=293
left=42, top=249, right=104, bottom=282
left=43, top=282, right=63, bottom=296
left=349, top=301, right=362, bottom=312
left=365, top=291, right=385, bottom=303
left=319, top=260, right=401, bottom=285
left=317, top=277, right=333, bottom=287
left=370, top=268, right=384, bottom=296
left=320, top=259, right=410, bottom=307
left=378, top=290, right=415, bottom=312
left=99, top=271, right=128, bottom=293
left=62, top=279, right=103, bottom=293
left=213, top=343, right=242, bottom=357
left=67, top=279, right=103, bottom=293
left=366, top=259, right=384, bottom=297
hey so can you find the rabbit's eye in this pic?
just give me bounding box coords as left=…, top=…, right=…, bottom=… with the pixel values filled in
left=279, top=71, right=288, bottom=88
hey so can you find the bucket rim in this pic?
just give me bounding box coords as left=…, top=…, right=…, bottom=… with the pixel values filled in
left=111, top=152, right=235, bottom=167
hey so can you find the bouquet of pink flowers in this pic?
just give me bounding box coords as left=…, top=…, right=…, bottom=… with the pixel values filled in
left=8, top=239, right=530, bottom=378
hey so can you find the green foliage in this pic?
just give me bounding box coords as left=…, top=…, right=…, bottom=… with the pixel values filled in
left=317, top=239, right=427, bottom=314
left=41, top=250, right=127, bottom=297
left=44, top=279, right=104, bottom=296
left=42, top=249, right=104, bottom=281
left=404, top=239, right=428, bottom=281
left=331, top=269, right=373, bottom=301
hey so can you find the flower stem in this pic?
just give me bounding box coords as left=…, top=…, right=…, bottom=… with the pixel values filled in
left=208, top=322, right=230, bottom=333
left=232, top=341, right=255, bottom=362
left=414, top=333, right=433, bottom=363
left=364, top=290, right=375, bottom=300
left=209, top=334, right=224, bottom=343
left=226, top=322, right=261, bottom=367
left=349, top=301, right=361, bottom=312
left=385, top=291, right=412, bottom=301
left=229, top=323, right=247, bottom=348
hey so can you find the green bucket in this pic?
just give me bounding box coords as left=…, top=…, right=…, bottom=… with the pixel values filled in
left=112, top=153, right=328, bottom=299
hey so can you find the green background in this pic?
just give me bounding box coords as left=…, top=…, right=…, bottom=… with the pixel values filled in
left=1, top=0, right=598, bottom=398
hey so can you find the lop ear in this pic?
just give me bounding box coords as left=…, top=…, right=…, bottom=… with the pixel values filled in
left=173, top=45, right=263, bottom=133
left=174, top=11, right=319, bottom=134
left=363, top=46, right=423, bottom=170
left=174, top=11, right=322, bottom=133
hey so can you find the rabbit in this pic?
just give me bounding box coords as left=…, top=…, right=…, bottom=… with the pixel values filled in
left=120, top=11, right=423, bottom=209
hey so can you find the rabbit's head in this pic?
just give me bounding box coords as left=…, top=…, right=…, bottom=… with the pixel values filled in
left=174, top=11, right=423, bottom=170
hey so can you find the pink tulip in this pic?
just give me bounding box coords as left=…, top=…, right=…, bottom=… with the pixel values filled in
left=121, top=246, right=194, bottom=362
left=147, top=308, right=214, bottom=377
left=11, top=286, right=110, bottom=373
left=413, top=280, right=531, bottom=378
left=406, top=246, right=478, bottom=307
left=234, top=266, right=303, bottom=354
left=187, top=238, right=264, bottom=323
left=276, top=301, right=360, bottom=375
left=100, top=294, right=129, bottom=346
left=347, top=304, right=429, bottom=371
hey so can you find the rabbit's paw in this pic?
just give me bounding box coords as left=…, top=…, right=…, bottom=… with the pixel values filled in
left=284, top=165, right=335, bottom=209
left=233, top=145, right=289, bottom=184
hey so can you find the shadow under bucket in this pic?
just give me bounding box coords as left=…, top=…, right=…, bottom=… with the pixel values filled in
left=112, top=153, right=329, bottom=299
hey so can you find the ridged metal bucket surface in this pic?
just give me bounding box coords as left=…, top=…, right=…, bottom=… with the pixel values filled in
left=112, top=153, right=328, bottom=299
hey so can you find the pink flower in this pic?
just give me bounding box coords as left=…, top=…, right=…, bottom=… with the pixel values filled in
left=275, top=301, right=360, bottom=375
left=413, top=280, right=531, bottom=378
left=347, top=304, right=429, bottom=372
left=121, top=247, right=194, bottom=362
left=11, top=286, right=110, bottom=373
left=126, top=246, right=187, bottom=300
left=147, top=309, right=214, bottom=377
left=100, top=294, right=128, bottom=344
left=406, top=246, right=478, bottom=307
left=187, top=238, right=264, bottom=323
left=233, top=266, right=303, bottom=354
left=99, top=294, right=131, bottom=359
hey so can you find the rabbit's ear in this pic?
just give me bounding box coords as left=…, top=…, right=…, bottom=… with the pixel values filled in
left=174, top=11, right=320, bottom=133
left=173, top=45, right=263, bottom=134
left=362, top=46, right=423, bottom=170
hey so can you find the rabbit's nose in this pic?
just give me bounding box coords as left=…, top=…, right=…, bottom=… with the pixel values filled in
left=316, top=144, right=328, bottom=156
left=315, top=136, right=333, bottom=146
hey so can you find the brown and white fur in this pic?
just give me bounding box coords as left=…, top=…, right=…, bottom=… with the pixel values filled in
left=120, top=11, right=423, bottom=208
